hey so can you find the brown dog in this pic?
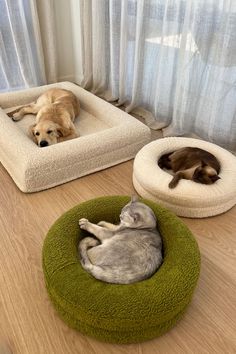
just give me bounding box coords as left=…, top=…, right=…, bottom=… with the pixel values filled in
left=7, top=88, right=80, bottom=147
left=158, top=147, right=221, bottom=188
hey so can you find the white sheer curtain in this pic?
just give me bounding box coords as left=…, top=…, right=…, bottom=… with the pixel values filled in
left=0, top=0, right=57, bottom=92
left=71, top=0, right=236, bottom=151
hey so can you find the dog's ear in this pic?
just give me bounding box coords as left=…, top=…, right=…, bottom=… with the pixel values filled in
left=55, top=124, right=70, bottom=138
left=56, top=128, right=64, bottom=137
left=28, top=124, right=37, bottom=144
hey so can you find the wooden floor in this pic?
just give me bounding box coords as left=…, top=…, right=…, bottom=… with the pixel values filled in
left=0, top=160, right=236, bottom=354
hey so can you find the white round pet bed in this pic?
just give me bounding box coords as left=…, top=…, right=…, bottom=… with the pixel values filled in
left=133, top=137, right=236, bottom=218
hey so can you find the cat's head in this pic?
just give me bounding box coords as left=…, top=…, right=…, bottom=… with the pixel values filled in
left=193, top=165, right=220, bottom=185
left=119, top=196, right=157, bottom=229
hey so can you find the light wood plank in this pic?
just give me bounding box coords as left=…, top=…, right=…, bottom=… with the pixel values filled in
left=0, top=161, right=235, bottom=354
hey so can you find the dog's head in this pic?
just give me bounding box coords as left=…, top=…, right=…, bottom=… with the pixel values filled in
left=29, top=121, right=64, bottom=147
left=193, top=165, right=220, bottom=184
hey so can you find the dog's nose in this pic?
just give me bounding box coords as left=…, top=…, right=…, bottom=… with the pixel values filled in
left=39, top=140, right=48, bottom=147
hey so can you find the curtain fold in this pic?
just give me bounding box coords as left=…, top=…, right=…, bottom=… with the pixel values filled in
left=0, top=0, right=57, bottom=92
left=71, top=0, right=236, bottom=151
left=35, top=0, right=57, bottom=83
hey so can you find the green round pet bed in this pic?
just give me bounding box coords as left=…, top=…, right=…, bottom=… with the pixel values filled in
left=42, top=196, right=200, bottom=344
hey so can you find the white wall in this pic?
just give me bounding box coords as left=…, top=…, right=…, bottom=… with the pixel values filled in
left=54, top=0, right=75, bottom=82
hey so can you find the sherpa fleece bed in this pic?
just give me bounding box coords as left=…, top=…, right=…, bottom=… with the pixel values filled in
left=133, top=137, right=236, bottom=218
left=0, top=82, right=151, bottom=193
left=42, top=196, right=201, bottom=344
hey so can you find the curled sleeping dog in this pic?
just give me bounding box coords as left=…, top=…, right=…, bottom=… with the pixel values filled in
left=79, top=196, right=163, bottom=284
left=158, top=147, right=220, bottom=189
left=7, top=88, right=79, bottom=147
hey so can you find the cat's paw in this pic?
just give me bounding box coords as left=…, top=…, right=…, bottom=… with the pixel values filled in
left=97, top=221, right=107, bottom=227
left=79, top=218, right=89, bottom=230
left=169, top=180, right=177, bottom=189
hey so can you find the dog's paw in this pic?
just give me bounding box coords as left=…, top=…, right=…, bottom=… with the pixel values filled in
left=12, top=112, right=22, bottom=121
left=79, top=218, right=89, bottom=230
left=7, top=111, right=14, bottom=118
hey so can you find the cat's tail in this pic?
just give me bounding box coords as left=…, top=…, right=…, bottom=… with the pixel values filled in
left=79, top=237, right=100, bottom=271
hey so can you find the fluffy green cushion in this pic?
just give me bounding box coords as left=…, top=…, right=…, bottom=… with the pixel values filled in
left=42, top=196, right=200, bottom=344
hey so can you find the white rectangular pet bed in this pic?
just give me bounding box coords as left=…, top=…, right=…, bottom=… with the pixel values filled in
left=0, top=82, right=151, bottom=192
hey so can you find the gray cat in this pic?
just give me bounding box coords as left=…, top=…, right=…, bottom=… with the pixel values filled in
left=78, top=196, right=163, bottom=284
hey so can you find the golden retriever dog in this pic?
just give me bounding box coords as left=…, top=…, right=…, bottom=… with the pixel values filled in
left=7, top=88, right=79, bottom=147
left=158, top=147, right=220, bottom=188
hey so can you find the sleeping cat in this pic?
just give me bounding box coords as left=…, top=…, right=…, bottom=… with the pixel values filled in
left=78, top=196, right=163, bottom=284
left=158, top=147, right=221, bottom=188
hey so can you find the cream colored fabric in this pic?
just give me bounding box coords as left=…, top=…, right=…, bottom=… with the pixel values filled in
left=0, top=82, right=151, bottom=193
left=133, top=137, right=236, bottom=218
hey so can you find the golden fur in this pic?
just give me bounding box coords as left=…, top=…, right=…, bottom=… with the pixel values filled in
left=7, top=88, right=80, bottom=147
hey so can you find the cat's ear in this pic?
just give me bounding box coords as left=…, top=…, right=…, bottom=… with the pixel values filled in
left=133, top=213, right=140, bottom=222
left=131, top=195, right=139, bottom=203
